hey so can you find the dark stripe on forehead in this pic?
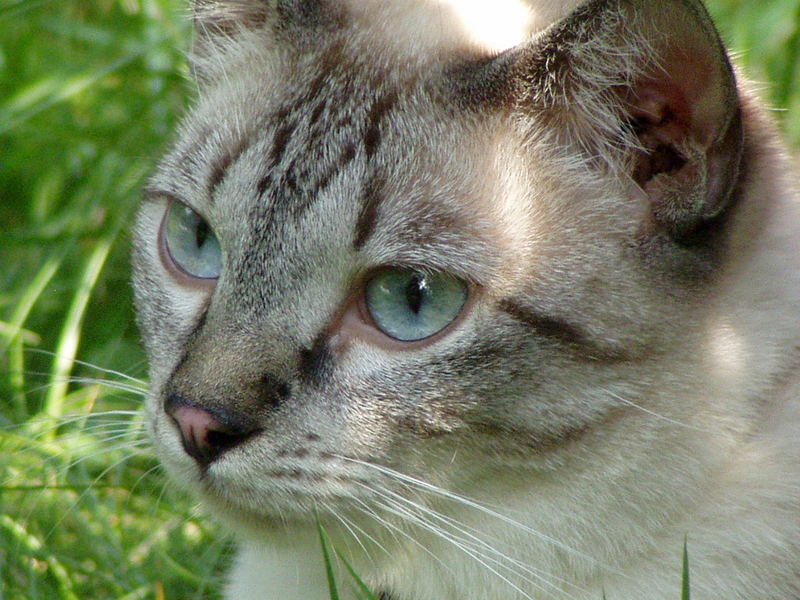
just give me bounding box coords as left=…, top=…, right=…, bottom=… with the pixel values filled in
left=309, top=99, right=327, bottom=127
left=364, top=92, right=398, bottom=160
left=208, top=137, right=249, bottom=198
left=270, top=108, right=296, bottom=166
left=250, top=44, right=398, bottom=233
left=314, top=140, right=357, bottom=196
left=257, top=172, right=273, bottom=199
left=256, top=107, right=297, bottom=199
left=354, top=172, right=384, bottom=250
left=175, top=127, right=214, bottom=187
left=498, top=299, right=630, bottom=362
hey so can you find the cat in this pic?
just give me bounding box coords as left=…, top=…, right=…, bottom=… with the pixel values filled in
left=132, top=0, right=800, bottom=598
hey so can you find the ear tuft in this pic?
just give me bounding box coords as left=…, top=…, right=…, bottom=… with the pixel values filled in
left=190, top=0, right=277, bottom=83
left=192, top=0, right=275, bottom=37
left=190, top=0, right=342, bottom=86
left=192, top=0, right=336, bottom=38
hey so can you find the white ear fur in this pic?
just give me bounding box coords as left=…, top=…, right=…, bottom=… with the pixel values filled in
left=188, top=0, right=275, bottom=85
left=189, top=0, right=341, bottom=86
left=509, top=0, right=743, bottom=237
left=191, top=0, right=340, bottom=41
left=192, top=0, right=276, bottom=35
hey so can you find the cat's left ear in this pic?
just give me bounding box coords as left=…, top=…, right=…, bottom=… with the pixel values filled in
left=466, top=0, right=744, bottom=239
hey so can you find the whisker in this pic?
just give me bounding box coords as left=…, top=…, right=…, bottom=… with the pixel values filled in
left=364, top=481, right=579, bottom=599
left=4, top=433, right=152, bottom=489
left=2, top=416, right=143, bottom=439
left=603, top=389, right=717, bottom=434
left=323, top=502, right=380, bottom=566
left=359, top=483, right=538, bottom=600
left=340, top=456, right=632, bottom=581
left=48, top=436, right=152, bottom=472
left=348, top=494, right=450, bottom=574
left=40, top=449, right=147, bottom=542
left=373, top=482, right=588, bottom=598
left=348, top=495, right=404, bottom=550
left=129, top=463, right=165, bottom=497
left=23, top=348, right=148, bottom=386
left=19, top=415, right=146, bottom=435
left=8, top=434, right=146, bottom=466
left=18, top=375, right=147, bottom=398
left=4, top=414, right=148, bottom=457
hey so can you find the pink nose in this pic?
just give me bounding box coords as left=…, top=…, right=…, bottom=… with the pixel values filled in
left=165, top=398, right=260, bottom=466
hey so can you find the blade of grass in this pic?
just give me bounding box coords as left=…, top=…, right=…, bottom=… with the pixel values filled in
left=682, top=538, right=691, bottom=600
left=0, top=321, right=40, bottom=345
left=0, top=47, right=158, bottom=136
left=333, top=548, right=380, bottom=600
left=777, top=3, right=800, bottom=110
left=317, top=520, right=341, bottom=600
left=40, top=237, right=113, bottom=439
left=2, top=251, right=64, bottom=419
left=0, top=514, right=78, bottom=600
left=0, top=250, right=64, bottom=354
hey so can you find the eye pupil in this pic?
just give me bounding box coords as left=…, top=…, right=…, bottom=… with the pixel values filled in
left=405, top=273, right=427, bottom=315
left=195, top=219, right=210, bottom=248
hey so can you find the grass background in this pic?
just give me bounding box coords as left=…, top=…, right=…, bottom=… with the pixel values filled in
left=1, top=1, right=798, bottom=598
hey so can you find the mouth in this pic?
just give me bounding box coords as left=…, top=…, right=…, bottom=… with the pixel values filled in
left=180, top=445, right=377, bottom=515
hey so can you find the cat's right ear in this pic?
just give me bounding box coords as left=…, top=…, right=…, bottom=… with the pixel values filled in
left=192, top=0, right=274, bottom=35
left=190, top=0, right=340, bottom=83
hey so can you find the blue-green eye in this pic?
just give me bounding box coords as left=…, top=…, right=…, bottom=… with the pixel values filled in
left=163, top=202, right=222, bottom=279
left=365, top=269, right=469, bottom=342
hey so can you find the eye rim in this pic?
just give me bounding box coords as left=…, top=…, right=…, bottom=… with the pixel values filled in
left=158, top=198, right=221, bottom=288
left=354, top=266, right=474, bottom=348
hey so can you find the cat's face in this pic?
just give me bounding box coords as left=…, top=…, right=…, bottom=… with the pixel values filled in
left=133, top=0, right=743, bottom=531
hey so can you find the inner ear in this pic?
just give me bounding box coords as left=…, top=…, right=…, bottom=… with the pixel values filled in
left=613, top=4, right=745, bottom=240
left=625, top=61, right=743, bottom=239
left=629, top=86, right=691, bottom=187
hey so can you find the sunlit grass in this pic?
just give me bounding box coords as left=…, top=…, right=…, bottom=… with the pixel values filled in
left=1, top=0, right=798, bottom=598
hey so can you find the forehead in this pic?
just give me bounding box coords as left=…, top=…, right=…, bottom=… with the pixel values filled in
left=162, top=33, right=456, bottom=202
left=156, top=33, right=507, bottom=266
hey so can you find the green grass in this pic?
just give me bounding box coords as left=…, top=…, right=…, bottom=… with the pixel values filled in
left=1, top=1, right=798, bottom=599
left=317, top=520, right=381, bottom=600
left=0, top=1, right=231, bottom=598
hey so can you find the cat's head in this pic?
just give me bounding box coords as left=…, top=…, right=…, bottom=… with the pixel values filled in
left=133, top=0, right=746, bottom=530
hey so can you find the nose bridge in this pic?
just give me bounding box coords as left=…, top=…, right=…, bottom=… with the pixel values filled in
left=168, top=316, right=296, bottom=415
left=214, top=252, right=318, bottom=355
